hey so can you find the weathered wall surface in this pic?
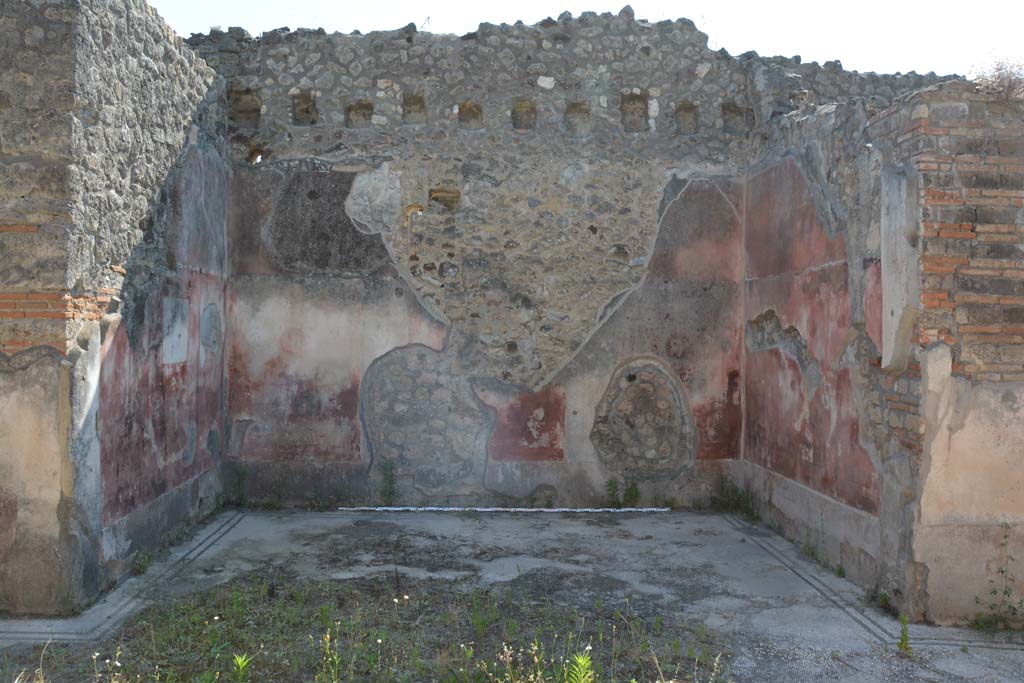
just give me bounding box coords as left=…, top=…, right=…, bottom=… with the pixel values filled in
left=744, top=157, right=880, bottom=515
left=5, top=0, right=1021, bottom=625
left=0, top=0, right=82, bottom=615
left=223, top=163, right=740, bottom=506
left=0, top=0, right=227, bottom=614
left=79, top=0, right=228, bottom=603
left=731, top=85, right=1024, bottom=623
left=0, top=350, right=77, bottom=613
left=97, top=138, right=229, bottom=576
left=186, top=10, right=941, bottom=508
left=879, top=86, right=1024, bottom=622
left=535, top=176, right=744, bottom=505
left=733, top=99, right=912, bottom=585
left=225, top=163, right=446, bottom=504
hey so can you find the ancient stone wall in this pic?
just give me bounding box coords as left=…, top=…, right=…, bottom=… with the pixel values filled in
left=80, top=0, right=229, bottom=604
left=3, top=0, right=1021, bottom=624
left=186, top=11, right=944, bottom=508
left=0, top=0, right=228, bottom=614
left=0, top=0, right=78, bottom=354
left=725, top=97, right=893, bottom=589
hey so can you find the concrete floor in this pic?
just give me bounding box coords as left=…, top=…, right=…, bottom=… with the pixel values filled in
left=2, top=509, right=1023, bottom=681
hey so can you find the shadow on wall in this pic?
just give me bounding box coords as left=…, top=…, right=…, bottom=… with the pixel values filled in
left=95, top=97, right=231, bottom=560
left=0, top=80, right=231, bottom=615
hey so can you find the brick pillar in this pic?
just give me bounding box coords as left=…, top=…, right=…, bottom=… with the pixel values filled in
left=875, top=82, right=1024, bottom=622
left=0, top=0, right=95, bottom=613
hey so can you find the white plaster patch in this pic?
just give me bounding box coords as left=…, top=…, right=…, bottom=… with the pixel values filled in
left=161, top=297, right=189, bottom=365
left=880, top=166, right=921, bottom=370
left=537, top=75, right=555, bottom=89
left=345, top=162, right=402, bottom=234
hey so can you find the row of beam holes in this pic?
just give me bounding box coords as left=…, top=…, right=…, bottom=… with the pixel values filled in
left=228, top=86, right=753, bottom=135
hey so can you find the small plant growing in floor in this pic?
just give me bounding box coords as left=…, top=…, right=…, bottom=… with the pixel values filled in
left=378, top=459, right=398, bottom=506
left=605, top=478, right=621, bottom=509
left=470, top=590, right=500, bottom=643
left=868, top=587, right=898, bottom=617
left=15, top=640, right=49, bottom=683
left=800, top=532, right=819, bottom=563
left=131, top=550, right=152, bottom=576
left=971, top=521, right=1024, bottom=631
left=314, top=624, right=343, bottom=683
left=897, top=614, right=912, bottom=656
left=693, top=652, right=730, bottom=683
left=232, top=653, right=255, bottom=683
left=835, top=565, right=846, bottom=579
left=622, top=481, right=640, bottom=508
left=12, top=574, right=736, bottom=682
left=707, top=476, right=759, bottom=522
left=564, top=651, right=595, bottom=683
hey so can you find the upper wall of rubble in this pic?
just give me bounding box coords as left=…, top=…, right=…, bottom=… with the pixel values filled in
left=186, top=8, right=950, bottom=166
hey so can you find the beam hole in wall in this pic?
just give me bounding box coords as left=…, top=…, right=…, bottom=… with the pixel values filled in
left=459, top=100, right=483, bottom=128
left=564, top=101, right=592, bottom=135
left=345, top=99, right=374, bottom=128
left=227, top=83, right=261, bottom=129
left=721, top=102, right=754, bottom=134
left=402, top=93, right=427, bottom=123
left=620, top=93, right=648, bottom=132
left=674, top=101, right=698, bottom=135
left=429, top=187, right=461, bottom=211
left=291, top=91, right=318, bottom=125
left=511, top=99, right=537, bottom=130
left=246, top=147, right=267, bottom=165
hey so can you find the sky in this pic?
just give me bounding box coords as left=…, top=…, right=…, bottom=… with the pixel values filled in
left=150, top=0, right=1024, bottom=78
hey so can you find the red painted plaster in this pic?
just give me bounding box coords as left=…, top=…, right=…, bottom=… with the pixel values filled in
left=227, top=326, right=363, bottom=463
left=743, top=159, right=880, bottom=515
left=745, top=158, right=847, bottom=279
left=692, top=369, right=742, bottom=459
left=485, top=385, right=566, bottom=462
left=99, top=272, right=224, bottom=523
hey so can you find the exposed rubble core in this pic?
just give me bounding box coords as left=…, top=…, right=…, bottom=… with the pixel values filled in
left=1, top=1, right=1021, bottom=627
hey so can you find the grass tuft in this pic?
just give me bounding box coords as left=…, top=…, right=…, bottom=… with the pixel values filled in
left=707, top=477, right=759, bottom=523
left=5, top=574, right=733, bottom=683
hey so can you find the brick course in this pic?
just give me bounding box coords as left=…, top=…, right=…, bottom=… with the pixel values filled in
left=882, top=89, right=1024, bottom=381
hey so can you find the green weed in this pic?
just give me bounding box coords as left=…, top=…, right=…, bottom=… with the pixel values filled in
left=9, top=574, right=732, bottom=683
left=131, top=551, right=152, bottom=577
left=622, top=482, right=640, bottom=509
left=897, top=615, right=912, bottom=656
left=971, top=522, right=1024, bottom=631
left=707, top=477, right=759, bottom=523
left=378, top=459, right=398, bottom=506
left=605, top=479, right=621, bottom=509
